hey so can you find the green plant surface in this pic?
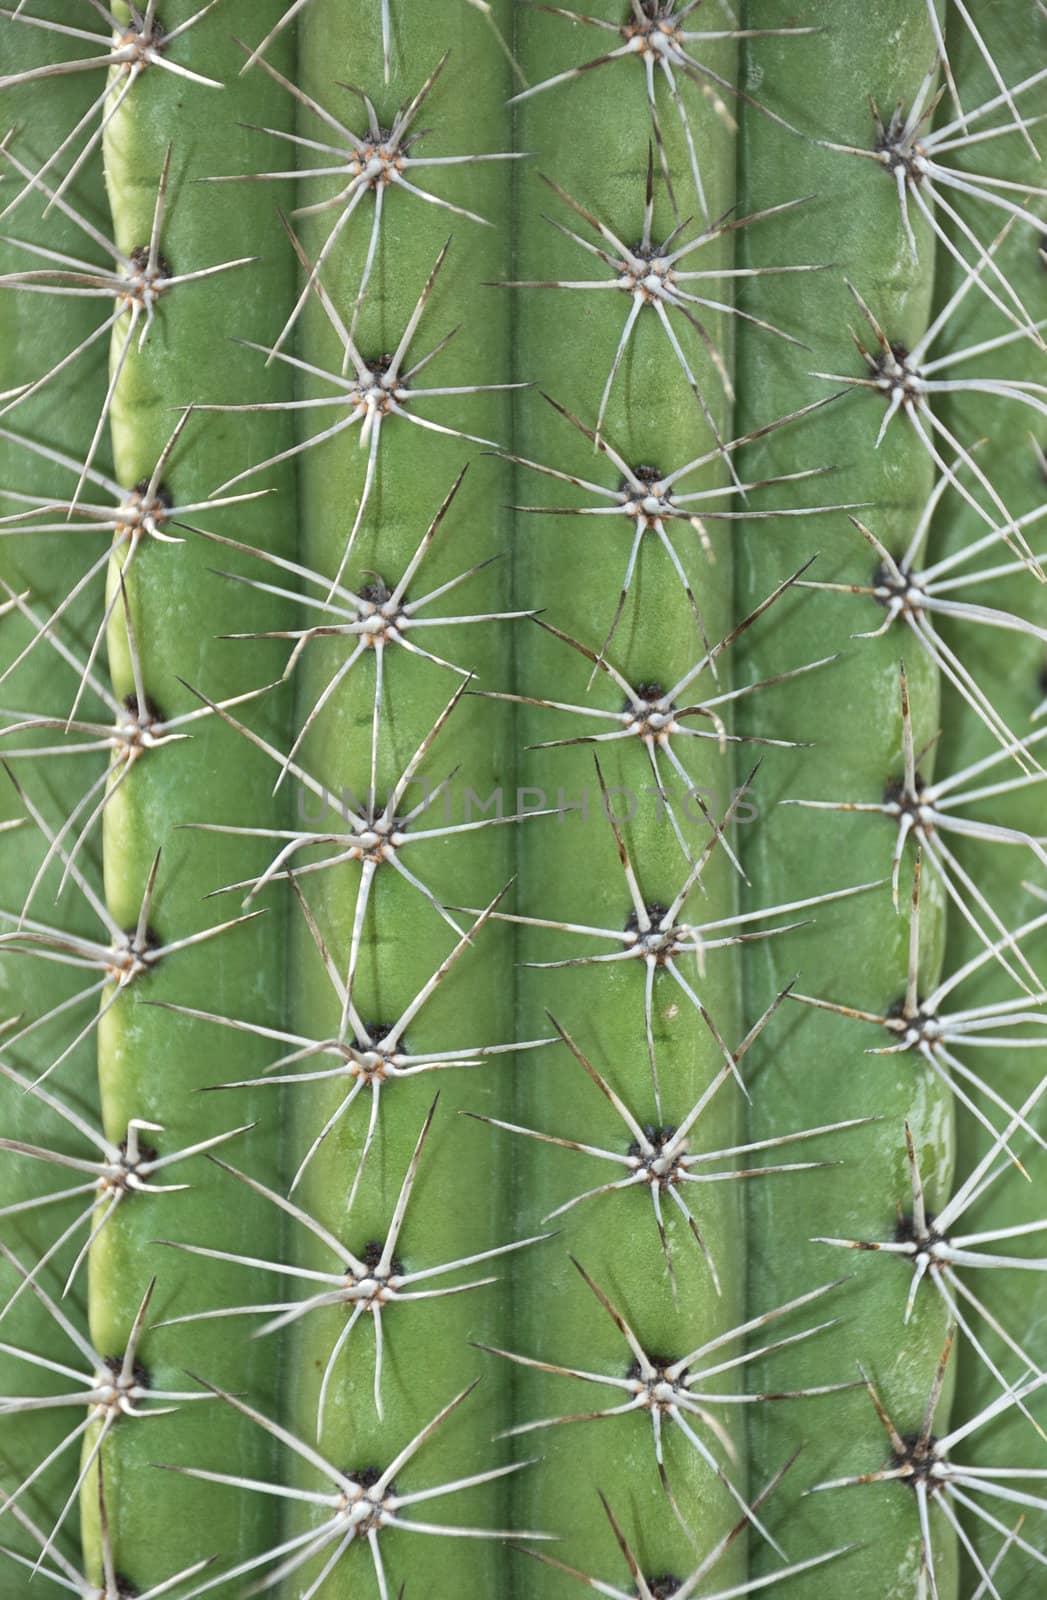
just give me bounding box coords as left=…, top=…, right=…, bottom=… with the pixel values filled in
left=279, top=3, right=524, bottom=1595
left=506, top=6, right=748, bottom=1590
left=733, top=6, right=957, bottom=1596
left=82, top=4, right=300, bottom=1592
left=0, top=3, right=110, bottom=1558
left=0, top=3, right=1044, bottom=1598
left=929, top=2, right=1047, bottom=1587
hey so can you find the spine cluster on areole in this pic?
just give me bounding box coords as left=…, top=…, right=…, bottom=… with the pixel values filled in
left=0, top=4, right=1044, bottom=1600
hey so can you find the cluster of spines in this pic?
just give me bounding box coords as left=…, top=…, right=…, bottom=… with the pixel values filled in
left=0, top=3, right=1043, bottom=1600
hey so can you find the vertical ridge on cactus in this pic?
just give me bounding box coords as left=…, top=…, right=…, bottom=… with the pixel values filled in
left=78, top=4, right=302, bottom=1591
left=927, top=6, right=1047, bottom=1590
left=283, top=6, right=523, bottom=1595
left=734, top=4, right=958, bottom=1593
left=1, top=0, right=115, bottom=1560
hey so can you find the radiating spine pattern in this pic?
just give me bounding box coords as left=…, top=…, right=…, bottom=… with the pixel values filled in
left=0, top=3, right=1044, bottom=1598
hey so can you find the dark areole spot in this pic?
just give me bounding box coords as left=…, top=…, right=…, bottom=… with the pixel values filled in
left=122, top=690, right=164, bottom=723
left=102, top=1353, right=149, bottom=1391
left=894, top=1211, right=943, bottom=1252
left=626, top=903, right=669, bottom=936
left=118, top=1134, right=158, bottom=1169
left=893, top=1431, right=942, bottom=1492
left=883, top=770, right=926, bottom=812
left=627, top=1355, right=675, bottom=1383
left=134, top=924, right=162, bottom=955
left=885, top=995, right=935, bottom=1032
left=129, top=245, right=172, bottom=281
left=130, top=479, right=174, bottom=511
left=648, top=1577, right=683, bottom=1600
left=359, top=1239, right=403, bottom=1278
left=627, top=1126, right=676, bottom=1160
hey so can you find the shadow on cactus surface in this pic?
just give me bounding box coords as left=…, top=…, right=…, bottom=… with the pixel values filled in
left=0, top=2, right=1044, bottom=1598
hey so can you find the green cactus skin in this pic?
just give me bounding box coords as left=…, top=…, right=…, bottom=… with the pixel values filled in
left=506, top=8, right=748, bottom=1590
left=0, top=2, right=1044, bottom=1599
left=929, top=4, right=1047, bottom=1587
left=0, top=3, right=109, bottom=1553
left=734, top=4, right=957, bottom=1596
left=280, top=4, right=524, bottom=1595
left=81, top=4, right=300, bottom=1592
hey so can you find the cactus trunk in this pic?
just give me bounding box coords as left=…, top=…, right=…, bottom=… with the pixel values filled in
left=0, top=3, right=1045, bottom=1599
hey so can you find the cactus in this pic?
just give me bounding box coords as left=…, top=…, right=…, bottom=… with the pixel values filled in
left=0, top=2, right=1044, bottom=1599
